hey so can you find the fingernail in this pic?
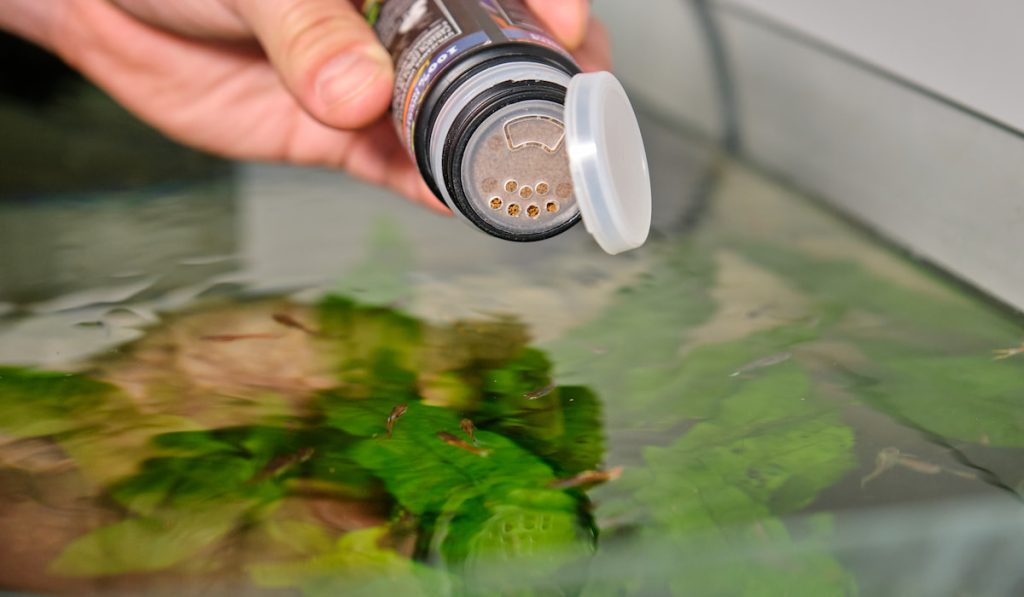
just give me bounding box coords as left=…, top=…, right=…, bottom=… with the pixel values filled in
left=316, top=47, right=390, bottom=108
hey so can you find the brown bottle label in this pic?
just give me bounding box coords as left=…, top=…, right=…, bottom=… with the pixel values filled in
left=364, top=0, right=570, bottom=154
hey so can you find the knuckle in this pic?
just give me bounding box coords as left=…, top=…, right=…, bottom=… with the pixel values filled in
left=277, top=3, right=366, bottom=67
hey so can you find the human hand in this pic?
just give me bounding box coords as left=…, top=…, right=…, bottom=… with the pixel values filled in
left=1, top=0, right=611, bottom=211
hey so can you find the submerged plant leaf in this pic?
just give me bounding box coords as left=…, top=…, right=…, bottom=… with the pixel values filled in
left=49, top=506, right=239, bottom=577
left=736, top=245, right=1020, bottom=346
left=5, top=283, right=611, bottom=589
left=0, top=368, right=120, bottom=437
left=316, top=296, right=423, bottom=397
left=481, top=384, right=605, bottom=477
left=439, top=493, right=595, bottom=595
left=111, top=425, right=367, bottom=515
left=249, top=526, right=448, bottom=596
left=630, top=319, right=827, bottom=430
left=327, top=400, right=556, bottom=515
left=472, top=348, right=606, bottom=475
left=326, top=396, right=597, bottom=590
left=636, top=364, right=855, bottom=523
left=545, top=248, right=719, bottom=430
left=734, top=244, right=1024, bottom=448
left=593, top=362, right=856, bottom=595
left=60, top=414, right=201, bottom=487
left=857, top=350, right=1024, bottom=447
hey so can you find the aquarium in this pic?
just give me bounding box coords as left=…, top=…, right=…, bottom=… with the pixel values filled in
left=1, top=62, right=1023, bottom=597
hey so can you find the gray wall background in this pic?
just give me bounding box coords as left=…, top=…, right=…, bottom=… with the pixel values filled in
left=593, top=0, right=1024, bottom=314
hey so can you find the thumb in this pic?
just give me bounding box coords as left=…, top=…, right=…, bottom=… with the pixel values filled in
left=235, top=0, right=393, bottom=129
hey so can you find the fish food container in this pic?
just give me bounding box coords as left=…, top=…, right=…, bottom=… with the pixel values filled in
left=366, top=0, right=652, bottom=254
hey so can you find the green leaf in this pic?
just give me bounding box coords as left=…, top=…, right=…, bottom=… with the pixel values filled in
left=111, top=425, right=364, bottom=514
left=857, top=349, right=1024, bottom=446
left=635, top=364, right=854, bottom=528
left=589, top=360, right=856, bottom=595
left=736, top=244, right=1020, bottom=347
left=481, top=348, right=554, bottom=401
left=50, top=507, right=238, bottom=577
left=545, top=248, right=718, bottom=430
left=325, top=396, right=597, bottom=587
left=732, top=244, right=1024, bottom=448
left=0, top=367, right=120, bottom=437
left=316, top=296, right=424, bottom=396
left=249, top=527, right=449, bottom=596
left=110, top=451, right=273, bottom=515
left=442, top=496, right=596, bottom=595
left=663, top=516, right=855, bottom=597
left=331, top=401, right=557, bottom=515
left=482, top=385, right=605, bottom=476
left=635, top=320, right=827, bottom=431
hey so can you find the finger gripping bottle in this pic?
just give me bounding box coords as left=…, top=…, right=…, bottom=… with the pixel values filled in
left=365, top=0, right=652, bottom=255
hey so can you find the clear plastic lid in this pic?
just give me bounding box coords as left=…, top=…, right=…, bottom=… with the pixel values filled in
left=565, top=72, right=652, bottom=255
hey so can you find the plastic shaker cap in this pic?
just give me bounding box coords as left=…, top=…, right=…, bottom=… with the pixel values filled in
left=565, top=71, right=652, bottom=255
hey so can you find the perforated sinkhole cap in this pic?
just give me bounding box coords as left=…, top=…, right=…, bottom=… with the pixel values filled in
left=565, top=72, right=652, bottom=255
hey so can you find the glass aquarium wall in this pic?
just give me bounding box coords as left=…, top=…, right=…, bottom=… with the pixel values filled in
left=2, top=28, right=1024, bottom=597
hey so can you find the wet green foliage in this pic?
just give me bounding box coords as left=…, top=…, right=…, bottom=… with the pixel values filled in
left=585, top=362, right=856, bottom=595
left=250, top=526, right=450, bottom=596
left=477, top=349, right=605, bottom=476
left=327, top=395, right=595, bottom=593
left=546, top=251, right=858, bottom=594
left=0, top=368, right=120, bottom=437
left=547, top=247, right=719, bottom=430
left=0, top=291, right=603, bottom=590
left=857, top=350, right=1024, bottom=446
left=110, top=426, right=369, bottom=515
left=734, top=245, right=1024, bottom=447
left=541, top=214, right=1023, bottom=594
left=738, top=244, right=1018, bottom=345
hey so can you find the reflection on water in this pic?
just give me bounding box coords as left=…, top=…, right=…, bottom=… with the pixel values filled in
left=1, top=82, right=1024, bottom=595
